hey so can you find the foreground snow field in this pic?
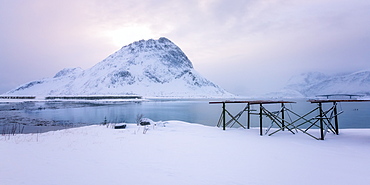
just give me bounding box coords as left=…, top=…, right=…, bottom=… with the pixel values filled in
left=1, top=121, right=370, bottom=185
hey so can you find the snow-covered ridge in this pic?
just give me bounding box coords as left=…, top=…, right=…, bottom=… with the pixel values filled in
left=5, top=37, right=233, bottom=98
left=53, top=67, right=83, bottom=78
left=268, top=71, right=370, bottom=98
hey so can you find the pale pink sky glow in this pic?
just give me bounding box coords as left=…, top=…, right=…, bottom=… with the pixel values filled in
left=1, top=0, right=370, bottom=95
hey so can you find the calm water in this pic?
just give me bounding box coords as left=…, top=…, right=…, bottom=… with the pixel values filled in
left=3, top=99, right=370, bottom=129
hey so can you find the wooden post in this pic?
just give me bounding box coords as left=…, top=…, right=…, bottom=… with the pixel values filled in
left=333, top=102, right=339, bottom=135
left=222, top=102, right=226, bottom=130
left=281, top=103, right=285, bottom=131
left=247, top=103, right=250, bottom=129
left=319, top=103, right=324, bottom=140
left=259, top=103, right=263, bottom=136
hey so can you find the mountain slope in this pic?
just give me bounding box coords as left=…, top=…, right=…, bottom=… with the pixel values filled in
left=6, top=37, right=232, bottom=98
left=283, top=71, right=370, bottom=97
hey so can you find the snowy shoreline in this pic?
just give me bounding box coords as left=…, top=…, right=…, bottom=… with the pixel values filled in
left=1, top=121, right=370, bottom=185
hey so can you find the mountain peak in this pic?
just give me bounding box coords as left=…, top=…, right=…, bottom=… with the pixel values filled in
left=124, top=37, right=179, bottom=53
left=6, top=38, right=232, bottom=98
left=284, top=70, right=370, bottom=97
left=106, top=37, right=193, bottom=70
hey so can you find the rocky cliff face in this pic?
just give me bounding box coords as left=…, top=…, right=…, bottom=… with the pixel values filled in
left=6, top=37, right=232, bottom=98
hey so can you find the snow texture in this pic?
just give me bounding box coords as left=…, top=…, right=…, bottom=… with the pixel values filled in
left=268, top=71, right=370, bottom=98
left=6, top=37, right=232, bottom=98
left=1, top=122, right=370, bottom=185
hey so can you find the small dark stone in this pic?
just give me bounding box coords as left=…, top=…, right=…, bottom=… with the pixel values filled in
left=114, top=124, right=127, bottom=129
left=139, top=121, right=151, bottom=126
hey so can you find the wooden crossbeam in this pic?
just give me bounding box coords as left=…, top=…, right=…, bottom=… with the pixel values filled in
left=209, top=99, right=367, bottom=140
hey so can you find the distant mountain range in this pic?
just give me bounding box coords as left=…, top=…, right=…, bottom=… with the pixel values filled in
left=5, top=37, right=232, bottom=98
left=267, top=71, right=370, bottom=98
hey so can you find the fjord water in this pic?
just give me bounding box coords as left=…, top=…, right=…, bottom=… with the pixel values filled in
left=8, top=99, right=370, bottom=129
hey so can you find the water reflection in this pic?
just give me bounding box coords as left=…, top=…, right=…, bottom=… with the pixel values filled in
left=1, top=99, right=370, bottom=129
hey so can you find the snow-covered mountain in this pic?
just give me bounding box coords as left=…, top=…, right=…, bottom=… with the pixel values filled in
left=6, top=37, right=232, bottom=98
left=279, top=71, right=370, bottom=98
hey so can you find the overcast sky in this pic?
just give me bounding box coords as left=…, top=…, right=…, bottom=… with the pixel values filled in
left=1, top=0, right=370, bottom=96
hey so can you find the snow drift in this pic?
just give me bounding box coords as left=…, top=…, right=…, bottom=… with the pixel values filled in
left=1, top=122, right=370, bottom=185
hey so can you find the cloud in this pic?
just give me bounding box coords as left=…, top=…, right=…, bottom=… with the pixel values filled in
left=0, top=0, right=370, bottom=95
left=0, top=0, right=116, bottom=92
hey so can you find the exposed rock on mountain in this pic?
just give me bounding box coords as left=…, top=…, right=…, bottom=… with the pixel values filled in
left=6, top=37, right=232, bottom=98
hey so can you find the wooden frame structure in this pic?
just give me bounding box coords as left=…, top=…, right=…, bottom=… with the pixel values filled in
left=210, top=99, right=370, bottom=140
left=306, top=99, right=370, bottom=139
left=316, top=94, right=364, bottom=99
left=209, top=100, right=296, bottom=136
